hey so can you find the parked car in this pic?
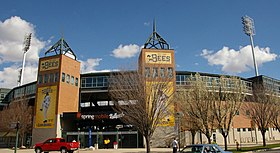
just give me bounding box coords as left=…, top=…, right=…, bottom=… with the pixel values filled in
left=179, top=144, right=232, bottom=153
left=34, top=138, right=79, bottom=153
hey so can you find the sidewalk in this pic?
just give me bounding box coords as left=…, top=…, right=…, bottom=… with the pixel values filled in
left=0, top=148, right=172, bottom=153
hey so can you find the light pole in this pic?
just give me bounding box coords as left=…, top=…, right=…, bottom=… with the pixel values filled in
left=14, top=121, right=20, bottom=153
left=19, top=33, right=32, bottom=86
left=242, top=15, right=258, bottom=76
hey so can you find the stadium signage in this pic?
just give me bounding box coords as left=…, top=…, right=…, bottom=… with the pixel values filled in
left=79, top=112, right=124, bottom=120
left=145, top=52, right=171, bottom=64
left=40, top=58, right=60, bottom=71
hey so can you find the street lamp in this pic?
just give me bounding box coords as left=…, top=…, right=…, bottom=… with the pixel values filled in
left=241, top=15, right=259, bottom=76
left=18, top=33, right=32, bottom=86
left=14, top=121, right=20, bottom=153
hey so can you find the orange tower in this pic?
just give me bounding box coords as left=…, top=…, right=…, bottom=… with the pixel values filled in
left=32, top=38, right=80, bottom=144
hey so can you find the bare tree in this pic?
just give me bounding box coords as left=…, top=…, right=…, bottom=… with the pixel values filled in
left=211, top=76, right=246, bottom=150
left=0, top=99, right=33, bottom=147
left=243, top=84, right=278, bottom=146
left=181, top=115, right=200, bottom=144
left=176, top=73, right=215, bottom=144
left=108, top=71, right=175, bottom=153
left=271, top=104, right=280, bottom=133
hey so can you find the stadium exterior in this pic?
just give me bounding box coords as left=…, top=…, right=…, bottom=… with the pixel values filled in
left=1, top=26, right=280, bottom=149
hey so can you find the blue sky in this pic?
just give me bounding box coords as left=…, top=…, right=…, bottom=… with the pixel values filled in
left=0, top=0, right=279, bottom=88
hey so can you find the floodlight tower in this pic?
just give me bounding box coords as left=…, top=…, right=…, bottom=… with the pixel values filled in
left=19, top=33, right=32, bottom=86
left=242, top=15, right=259, bottom=76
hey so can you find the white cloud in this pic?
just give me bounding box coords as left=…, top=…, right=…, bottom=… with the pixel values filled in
left=80, top=58, right=102, bottom=73
left=111, top=44, right=140, bottom=59
left=144, top=22, right=150, bottom=26
left=201, top=45, right=278, bottom=74
left=0, top=16, right=46, bottom=88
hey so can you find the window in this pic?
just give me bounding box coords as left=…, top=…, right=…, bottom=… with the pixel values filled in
left=160, top=68, right=165, bottom=78
left=248, top=128, right=251, bottom=131
left=71, top=76, right=74, bottom=85
left=167, top=67, right=173, bottom=78
left=97, top=101, right=108, bottom=106
left=237, top=128, right=240, bottom=132
left=49, top=73, right=54, bottom=83
left=54, top=73, right=59, bottom=82
left=62, top=73, right=65, bottom=82
left=0, top=93, right=5, bottom=99
left=243, top=128, right=246, bottom=132
left=145, top=67, right=150, bottom=77
left=38, top=75, right=43, bottom=84
left=66, top=74, right=70, bottom=83
left=152, top=67, right=158, bottom=78
left=75, top=78, right=79, bottom=86
left=44, top=74, right=49, bottom=83
left=97, top=77, right=103, bottom=87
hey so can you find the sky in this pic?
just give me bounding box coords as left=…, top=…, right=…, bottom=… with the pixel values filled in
left=0, top=0, right=279, bottom=89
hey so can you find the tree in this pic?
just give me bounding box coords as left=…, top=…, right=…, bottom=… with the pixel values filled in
left=108, top=71, right=175, bottom=153
left=176, top=73, right=215, bottom=144
left=181, top=114, right=200, bottom=144
left=0, top=99, right=33, bottom=147
left=271, top=105, right=280, bottom=133
left=211, top=76, right=246, bottom=150
left=243, top=84, right=278, bottom=146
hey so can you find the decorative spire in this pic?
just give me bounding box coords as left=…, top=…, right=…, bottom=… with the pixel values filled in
left=44, top=37, right=77, bottom=60
left=144, top=19, right=170, bottom=49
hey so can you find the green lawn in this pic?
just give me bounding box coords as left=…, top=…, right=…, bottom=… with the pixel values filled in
left=229, top=143, right=280, bottom=153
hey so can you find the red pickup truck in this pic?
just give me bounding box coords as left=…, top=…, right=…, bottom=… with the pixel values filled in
left=34, top=138, right=79, bottom=153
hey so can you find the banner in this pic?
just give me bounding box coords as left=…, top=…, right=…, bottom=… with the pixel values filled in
left=146, top=82, right=175, bottom=126
left=35, top=86, right=57, bottom=128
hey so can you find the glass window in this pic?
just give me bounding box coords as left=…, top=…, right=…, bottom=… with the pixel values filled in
left=62, top=73, right=65, bottom=82
left=103, top=77, right=108, bottom=87
left=38, top=74, right=43, bottom=84
left=160, top=68, right=165, bottom=78
left=176, top=75, right=180, bottom=85
left=86, top=77, right=93, bottom=87
left=152, top=67, right=158, bottom=78
left=49, top=73, right=54, bottom=83
left=66, top=74, right=70, bottom=83
left=81, top=78, right=86, bottom=87
left=168, top=67, right=173, bottom=78
left=75, top=78, right=79, bottom=86
left=243, top=128, right=246, bottom=131
left=97, top=101, right=108, bottom=106
left=248, top=128, right=251, bottom=131
left=44, top=74, right=49, bottom=83
left=237, top=128, right=240, bottom=132
left=54, top=72, right=59, bottom=82
left=1, top=93, right=5, bottom=99
left=97, top=77, right=103, bottom=87
left=145, top=67, right=150, bottom=77
left=71, top=76, right=74, bottom=85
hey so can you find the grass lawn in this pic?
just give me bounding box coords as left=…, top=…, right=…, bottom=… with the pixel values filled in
left=229, top=143, right=280, bottom=153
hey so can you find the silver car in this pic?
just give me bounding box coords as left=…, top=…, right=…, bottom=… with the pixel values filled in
left=179, top=144, right=232, bottom=153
